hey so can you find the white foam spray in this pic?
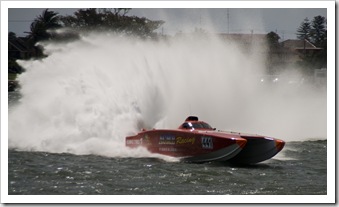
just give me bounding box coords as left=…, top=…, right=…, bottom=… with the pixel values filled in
left=9, top=31, right=326, bottom=158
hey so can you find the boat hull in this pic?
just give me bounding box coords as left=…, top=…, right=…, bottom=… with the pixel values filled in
left=126, top=129, right=247, bottom=162
left=182, top=142, right=244, bottom=162
left=228, top=135, right=285, bottom=164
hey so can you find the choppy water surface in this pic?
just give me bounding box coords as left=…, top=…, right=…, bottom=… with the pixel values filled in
left=9, top=140, right=326, bottom=195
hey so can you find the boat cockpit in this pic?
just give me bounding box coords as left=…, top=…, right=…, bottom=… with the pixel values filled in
left=179, top=116, right=215, bottom=130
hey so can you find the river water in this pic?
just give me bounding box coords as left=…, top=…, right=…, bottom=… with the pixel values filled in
left=8, top=140, right=327, bottom=196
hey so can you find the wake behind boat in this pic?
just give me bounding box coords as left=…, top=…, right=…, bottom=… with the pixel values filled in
left=126, top=116, right=285, bottom=164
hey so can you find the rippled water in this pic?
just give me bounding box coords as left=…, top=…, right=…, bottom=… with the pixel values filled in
left=8, top=140, right=326, bottom=195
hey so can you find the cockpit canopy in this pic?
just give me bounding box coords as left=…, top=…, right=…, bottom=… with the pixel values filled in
left=179, top=116, right=215, bottom=130
left=181, top=122, right=214, bottom=130
left=185, top=116, right=199, bottom=121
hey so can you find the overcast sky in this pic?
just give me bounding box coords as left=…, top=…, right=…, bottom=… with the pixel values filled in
left=8, top=7, right=327, bottom=40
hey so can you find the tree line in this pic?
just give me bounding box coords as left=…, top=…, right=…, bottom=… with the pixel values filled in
left=9, top=9, right=327, bottom=78
left=8, top=8, right=164, bottom=75
left=266, top=15, right=326, bottom=73
left=296, top=16, right=327, bottom=70
left=10, top=8, right=164, bottom=57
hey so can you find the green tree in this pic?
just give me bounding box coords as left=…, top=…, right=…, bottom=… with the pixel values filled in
left=266, top=31, right=280, bottom=50
left=61, top=8, right=103, bottom=30
left=310, top=16, right=327, bottom=68
left=265, top=31, right=281, bottom=73
left=296, top=16, right=327, bottom=70
left=61, top=8, right=164, bottom=38
left=310, top=15, right=326, bottom=47
left=296, top=18, right=311, bottom=41
left=25, top=9, right=62, bottom=57
left=8, top=31, right=17, bottom=39
left=26, top=9, right=62, bottom=44
left=8, top=32, right=24, bottom=74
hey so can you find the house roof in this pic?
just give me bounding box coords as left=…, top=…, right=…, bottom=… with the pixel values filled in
left=281, top=39, right=322, bottom=50
left=218, top=33, right=267, bottom=44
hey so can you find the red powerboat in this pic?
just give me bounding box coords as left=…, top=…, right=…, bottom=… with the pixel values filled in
left=126, top=116, right=285, bottom=164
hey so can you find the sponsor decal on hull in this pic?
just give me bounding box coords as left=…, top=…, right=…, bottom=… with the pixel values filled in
left=126, top=139, right=141, bottom=145
left=159, top=135, right=176, bottom=145
left=176, top=137, right=195, bottom=144
left=159, top=147, right=177, bottom=152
